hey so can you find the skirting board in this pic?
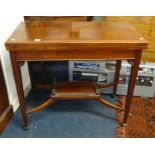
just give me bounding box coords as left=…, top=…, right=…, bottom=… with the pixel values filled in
left=0, top=105, right=13, bottom=134
left=0, top=79, right=31, bottom=134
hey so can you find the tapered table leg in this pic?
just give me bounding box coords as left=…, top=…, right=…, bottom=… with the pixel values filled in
left=28, top=61, right=36, bottom=98
left=41, top=62, right=46, bottom=82
left=123, top=50, right=142, bottom=125
left=113, top=60, right=121, bottom=94
left=10, top=52, right=28, bottom=127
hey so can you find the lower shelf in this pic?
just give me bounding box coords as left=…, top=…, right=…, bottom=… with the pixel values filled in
left=27, top=82, right=124, bottom=114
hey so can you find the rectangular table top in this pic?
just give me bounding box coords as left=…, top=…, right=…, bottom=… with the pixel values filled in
left=5, top=21, right=148, bottom=51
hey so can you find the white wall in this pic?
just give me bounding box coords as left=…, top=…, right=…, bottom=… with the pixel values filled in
left=0, top=16, right=31, bottom=112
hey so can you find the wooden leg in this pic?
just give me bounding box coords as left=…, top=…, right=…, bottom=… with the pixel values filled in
left=10, top=52, right=28, bottom=127
left=96, top=97, right=124, bottom=111
left=28, top=62, right=36, bottom=98
left=26, top=98, right=55, bottom=114
left=41, top=62, right=46, bottom=82
left=123, top=51, right=142, bottom=125
left=113, top=60, right=121, bottom=94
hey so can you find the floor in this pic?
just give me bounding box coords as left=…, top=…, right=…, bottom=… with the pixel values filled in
left=1, top=61, right=120, bottom=138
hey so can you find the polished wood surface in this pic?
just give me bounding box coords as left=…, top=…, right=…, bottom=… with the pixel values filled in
left=24, top=16, right=92, bottom=22
left=24, top=16, right=93, bottom=85
left=5, top=21, right=148, bottom=127
left=96, top=97, right=123, bottom=111
left=52, top=82, right=100, bottom=100
left=53, top=82, right=97, bottom=95
left=5, top=21, right=148, bottom=51
left=26, top=98, right=55, bottom=114
left=14, top=49, right=136, bottom=61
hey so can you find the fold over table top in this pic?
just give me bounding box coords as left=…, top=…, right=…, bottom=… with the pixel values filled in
left=5, top=21, right=148, bottom=51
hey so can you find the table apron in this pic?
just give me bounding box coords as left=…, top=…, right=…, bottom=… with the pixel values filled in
left=12, top=50, right=136, bottom=61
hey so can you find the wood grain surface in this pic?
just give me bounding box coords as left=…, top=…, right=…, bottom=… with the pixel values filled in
left=5, top=21, right=148, bottom=51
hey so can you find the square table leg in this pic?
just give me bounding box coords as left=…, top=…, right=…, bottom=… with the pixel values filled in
left=113, top=60, right=122, bottom=94
left=10, top=52, right=28, bottom=128
left=123, top=50, right=142, bottom=125
left=28, top=61, right=36, bottom=98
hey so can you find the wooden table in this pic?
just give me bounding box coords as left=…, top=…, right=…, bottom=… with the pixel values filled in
left=5, top=21, right=148, bottom=128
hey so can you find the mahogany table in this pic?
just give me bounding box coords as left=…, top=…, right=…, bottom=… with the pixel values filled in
left=5, top=21, right=148, bottom=128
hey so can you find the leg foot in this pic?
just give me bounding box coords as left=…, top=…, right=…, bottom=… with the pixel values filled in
left=122, top=123, right=127, bottom=127
left=23, top=125, right=29, bottom=130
